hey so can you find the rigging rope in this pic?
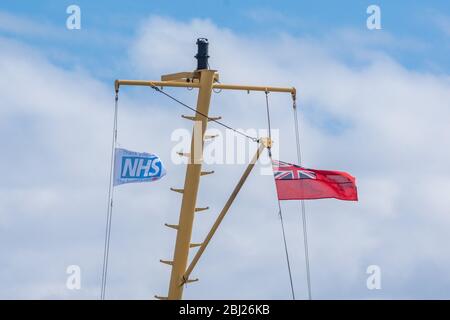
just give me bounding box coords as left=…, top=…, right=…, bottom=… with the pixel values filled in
left=265, top=91, right=296, bottom=300
left=100, top=90, right=119, bottom=300
left=292, top=97, right=312, bottom=300
left=149, top=84, right=259, bottom=143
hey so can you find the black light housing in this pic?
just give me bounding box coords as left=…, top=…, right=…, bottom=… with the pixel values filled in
left=195, top=38, right=209, bottom=70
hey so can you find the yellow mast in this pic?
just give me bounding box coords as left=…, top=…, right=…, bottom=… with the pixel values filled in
left=167, top=68, right=216, bottom=299
left=115, top=39, right=296, bottom=300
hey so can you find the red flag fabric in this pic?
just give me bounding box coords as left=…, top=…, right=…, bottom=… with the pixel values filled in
left=272, top=160, right=358, bottom=201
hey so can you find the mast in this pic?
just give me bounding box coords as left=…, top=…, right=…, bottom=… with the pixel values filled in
left=167, top=39, right=215, bottom=299
left=115, top=39, right=295, bottom=300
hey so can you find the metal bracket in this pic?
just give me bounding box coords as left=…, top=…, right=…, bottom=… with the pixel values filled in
left=160, top=259, right=173, bottom=266
left=181, top=115, right=221, bottom=122
left=170, top=187, right=184, bottom=194
left=165, top=223, right=179, bottom=230
left=177, top=151, right=191, bottom=157
left=204, top=134, right=218, bottom=140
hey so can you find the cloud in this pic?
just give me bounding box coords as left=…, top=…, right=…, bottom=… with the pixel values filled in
left=1, top=14, right=450, bottom=299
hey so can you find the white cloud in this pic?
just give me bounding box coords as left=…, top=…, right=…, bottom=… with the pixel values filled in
left=1, top=14, right=450, bottom=299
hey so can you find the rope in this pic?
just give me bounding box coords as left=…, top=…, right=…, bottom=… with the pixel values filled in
left=265, top=91, right=295, bottom=300
left=276, top=202, right=296, bottom=300
left=149, top=84, right=259, bottom=143
left=100, top=90, right=119, bottom=300
left=292, top=97, right=312, bottom=300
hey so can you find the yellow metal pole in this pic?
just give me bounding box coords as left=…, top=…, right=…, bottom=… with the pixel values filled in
left=213, top=83, right=295, bottom=94
left=115, top=79, right=200, bottom=90
left=115, top=79, right=295, bottom=95
left=167, top=69, right=216, bottom=300
left=182, top=138, right=271, bottom=285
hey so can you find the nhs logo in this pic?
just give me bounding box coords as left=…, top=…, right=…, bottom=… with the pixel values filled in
left=114, top=148, right=166, bottom=186
left=121, top=156, right=161, bottom=178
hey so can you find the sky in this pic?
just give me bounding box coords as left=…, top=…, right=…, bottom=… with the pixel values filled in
left=1, top=1, right=450, bottom=299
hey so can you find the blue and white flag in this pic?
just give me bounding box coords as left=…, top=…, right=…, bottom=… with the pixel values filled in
left=113, top=148, right=166, bottom=186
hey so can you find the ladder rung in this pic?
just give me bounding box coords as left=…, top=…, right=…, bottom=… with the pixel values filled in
left=190, top=242, right=203, bottom=248
left=181, top=115, right=197, bottom=121
left=204, top=134, right=218, bottom=140
left=160, top=259, right=173, bottom=266
left=195, top=207, right=209, bottom=212
left=170, top=187, right=184, bottom=194
left=164, top=223, right=179, bottom=230
left=177, top=151, right=190, bottom=157
left=201, top=170, right=214, bottom=176
left=154, top=295, right=168, bottom=300
left=181, top=115, right=221, bottom=122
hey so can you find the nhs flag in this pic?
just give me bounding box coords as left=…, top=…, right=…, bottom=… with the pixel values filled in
left=113, top=148, right=166, bottom=186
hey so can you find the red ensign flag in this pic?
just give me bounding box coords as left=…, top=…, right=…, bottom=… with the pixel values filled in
left=272, top=160, right=358, bottom=201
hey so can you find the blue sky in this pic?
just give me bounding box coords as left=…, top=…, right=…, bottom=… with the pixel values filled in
left=1, top=1, right=450, bottom=300
left=2, top=0, right=450, bottom=77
